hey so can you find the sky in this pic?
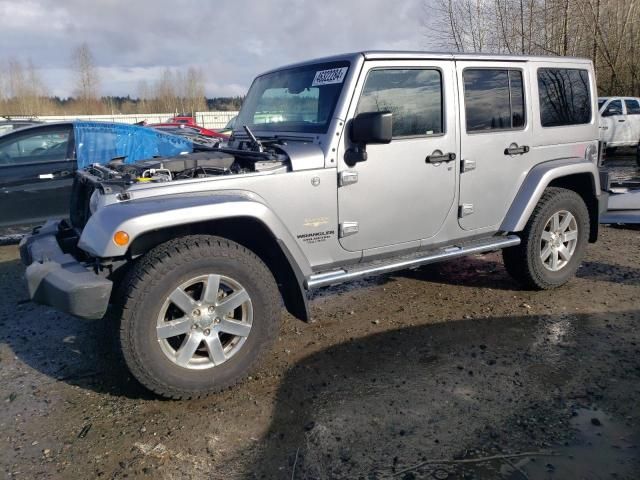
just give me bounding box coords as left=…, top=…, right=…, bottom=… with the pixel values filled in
left=0, top=0, right=430, bottom=98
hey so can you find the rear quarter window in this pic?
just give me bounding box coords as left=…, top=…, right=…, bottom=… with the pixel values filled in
left=538, top=68, right=592, bottom=127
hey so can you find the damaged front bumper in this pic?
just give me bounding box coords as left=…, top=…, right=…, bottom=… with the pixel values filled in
left=19, top=220, right=112, bottom=319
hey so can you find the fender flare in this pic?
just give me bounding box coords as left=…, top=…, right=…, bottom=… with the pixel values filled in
left=500, top=158, right=601, bottom=233
left=78, top=192, right=313, bottom=321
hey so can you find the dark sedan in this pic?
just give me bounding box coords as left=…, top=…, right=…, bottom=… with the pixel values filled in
left=0, top=121, right=194, bottom=237
left=0, top=122, right=75, bottom=236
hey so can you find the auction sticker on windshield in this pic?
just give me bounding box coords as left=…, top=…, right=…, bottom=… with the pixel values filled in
left=312, top=67, right=348, bottom=86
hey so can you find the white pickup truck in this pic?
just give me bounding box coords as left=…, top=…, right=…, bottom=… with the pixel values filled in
left=598, top=96, right=640, bottom=162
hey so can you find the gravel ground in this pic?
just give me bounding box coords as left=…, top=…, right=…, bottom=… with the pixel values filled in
left=1, top=157, right=639, bottom=480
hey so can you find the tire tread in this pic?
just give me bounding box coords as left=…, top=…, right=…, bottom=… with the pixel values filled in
left=118, top=235, right=281, bottom=400
left=503, top=187, right=589, bottom=290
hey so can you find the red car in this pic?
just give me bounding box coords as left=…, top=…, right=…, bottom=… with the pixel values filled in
left=165, top=115, right=197, bottom=125
left=149, top=122, right=228, bottom=139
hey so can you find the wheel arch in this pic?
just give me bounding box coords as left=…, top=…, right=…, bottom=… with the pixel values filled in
left=127, top=216, right=311, bottom=322
left=500, top=159, right=601, bottom=243
left=547, top=174, right=599, bottom=243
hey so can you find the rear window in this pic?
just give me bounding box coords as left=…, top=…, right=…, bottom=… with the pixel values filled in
left=463, top=69, right=525, bottom=132
left=625, top=99, right=640, bottom=115
left=538, top=68, right=592, bottom=127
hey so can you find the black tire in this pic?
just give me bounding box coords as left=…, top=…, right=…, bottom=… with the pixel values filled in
left=635, top=143, right=640, bottom=167
left=503, top=187, right=590, bottom=290
left=118, top=235, right=281, bottom=399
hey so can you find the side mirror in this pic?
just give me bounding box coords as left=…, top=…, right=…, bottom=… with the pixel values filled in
left=345, top=111, right=392, bottom=166
left=351, top=111, right=393, bottom=144
left=602, top=108, right=622, bottom=117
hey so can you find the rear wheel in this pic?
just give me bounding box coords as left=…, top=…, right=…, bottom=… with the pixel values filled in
left=118, top=235, right=281, bottom=399
left=503, top=187, right=590, bottom=289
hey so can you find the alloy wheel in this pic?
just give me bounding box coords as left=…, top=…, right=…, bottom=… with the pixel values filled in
left=156, top=274, right=253, bottom=370
left=540, top=210, right=578, bottom=272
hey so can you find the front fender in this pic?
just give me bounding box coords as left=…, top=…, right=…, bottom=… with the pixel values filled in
left=78, top=191, right=312, bottom=276
left=500, top=158, right=601, bottom=233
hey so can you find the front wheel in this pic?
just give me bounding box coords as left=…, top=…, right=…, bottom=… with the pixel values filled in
left=503, top=187, right=590, bottom=290
left=118, top=235, right=281, bottom=399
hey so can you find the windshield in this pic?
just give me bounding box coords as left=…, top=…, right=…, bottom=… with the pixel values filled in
left=235, top=61, right=350, bottom=134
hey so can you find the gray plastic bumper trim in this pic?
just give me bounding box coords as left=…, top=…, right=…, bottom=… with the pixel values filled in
left=20, top=220, right=112, bottom=320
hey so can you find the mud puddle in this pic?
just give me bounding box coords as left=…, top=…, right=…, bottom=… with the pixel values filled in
left=393, top=408, right=638, bottom=480
left=513, top=408, right=639, bottom=479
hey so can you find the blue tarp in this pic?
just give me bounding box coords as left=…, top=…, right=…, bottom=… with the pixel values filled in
left=74, top=121, right=193, bottom=168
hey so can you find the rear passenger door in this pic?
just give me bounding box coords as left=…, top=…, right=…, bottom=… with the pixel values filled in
left=624, top=99, right=640, bottom=144
left=456, top=62, right=534, bottom=231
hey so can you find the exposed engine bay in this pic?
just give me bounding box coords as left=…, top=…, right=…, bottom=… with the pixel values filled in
left=81, top=148, right=289, bottom=190
left=70, top=142, right=291, bottom=229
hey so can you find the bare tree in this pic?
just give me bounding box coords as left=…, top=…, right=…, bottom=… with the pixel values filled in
left=0, top=55, right=220, bottom=116
left=182, top=67, right=207, bottom=114
left=137, top=79, right=151, bottom=113
left=425, top=0, right=640, bottom=96
left=7, top=58, right=29, bottom=114
left=71, top=42, right=100, bottom=114
left=153, top=68, right=179, bottom=113
left=0, top=58, right=51, bottom=116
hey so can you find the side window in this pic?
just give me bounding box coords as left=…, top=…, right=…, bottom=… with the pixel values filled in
left=538, top=68, right=592, bottom=127
left=463, top=69, right=525, bottom=132
left=356, top=69, right=443, bottom=138
left=602, top=100, right=623, bottom=117
left=0, top=128, right=71, bottom=166
left=624, top=99, right=640, bottom=115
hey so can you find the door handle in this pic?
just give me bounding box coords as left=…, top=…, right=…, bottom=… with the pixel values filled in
left=426, top=151, right=456, bottom=163
left=39, top=170, right=71, bottom=180
left=618, top=119, right=626, bottom=122
left=504, top=144, right=530, bottom=155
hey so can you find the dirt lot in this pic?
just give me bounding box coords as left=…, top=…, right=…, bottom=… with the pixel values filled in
left=1, top=159, right=639, bottom=479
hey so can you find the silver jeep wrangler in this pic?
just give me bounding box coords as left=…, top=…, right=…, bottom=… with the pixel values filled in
left=21, top=51, right=607, bottom=398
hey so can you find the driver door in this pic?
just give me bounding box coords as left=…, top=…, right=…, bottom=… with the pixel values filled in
left=337, top=60, right=458, bottom=252
left=0, top=124, right=75, bottom=231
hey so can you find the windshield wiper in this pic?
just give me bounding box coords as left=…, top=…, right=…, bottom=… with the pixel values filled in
left=243, top=125, right=264, bottom=153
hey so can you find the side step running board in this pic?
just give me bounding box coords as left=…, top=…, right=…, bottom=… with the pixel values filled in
left=305, top=235, right=521, bottom=289
left=600, top=210, right=640, bottom=224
